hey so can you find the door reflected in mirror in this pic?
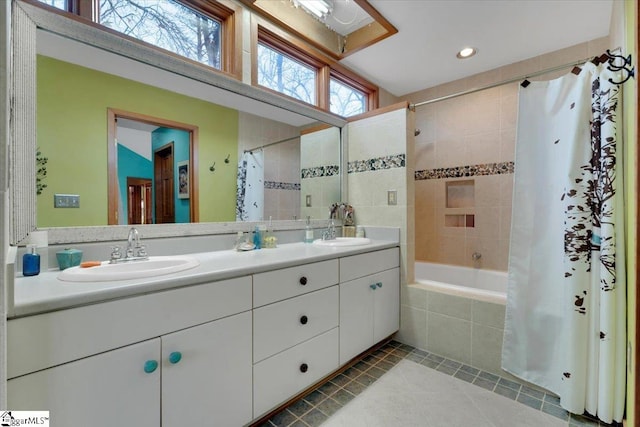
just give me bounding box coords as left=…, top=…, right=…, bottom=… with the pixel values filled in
left=108, top=110, right=197, bottom=225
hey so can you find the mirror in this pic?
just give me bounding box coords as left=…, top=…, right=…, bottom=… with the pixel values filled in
left=12, top=1, right=347, bottom=243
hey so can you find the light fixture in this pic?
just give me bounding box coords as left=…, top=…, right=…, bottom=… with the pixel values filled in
left=457, top=47, right=477, bottom=59
left=292, top=0, right=333, bottom=19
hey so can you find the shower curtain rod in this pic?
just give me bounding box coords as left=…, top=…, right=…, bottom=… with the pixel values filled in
left=244, top=135, right=300, bottom=154
left=409, top=50, right=631, bottom=109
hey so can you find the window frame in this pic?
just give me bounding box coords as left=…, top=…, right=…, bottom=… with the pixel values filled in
left=253, top=18, right=378, bottom=117
left=28, top=0, right=242, bottom=80
left=329, top=69, right=377, bottom=117
left=255, top=27, right=326, bottom=106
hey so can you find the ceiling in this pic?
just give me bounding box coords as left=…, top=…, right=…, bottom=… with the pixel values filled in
left=338, top=0, right=613, bottom=96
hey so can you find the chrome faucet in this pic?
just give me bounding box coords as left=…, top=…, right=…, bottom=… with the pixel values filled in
left=110, top=227, right=149, bottom=263
left=126, top=227, right=140, bottom=257
left=322, top=219, right=337, bottom=241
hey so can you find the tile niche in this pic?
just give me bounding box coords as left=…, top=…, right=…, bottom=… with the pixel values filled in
left=445, top=180, right=474, bottom=228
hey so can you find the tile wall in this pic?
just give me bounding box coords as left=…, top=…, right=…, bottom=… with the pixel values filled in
left=405, top=36, right=610, bottom=272
left=238, top=112, right=301, bottom=221
left=346, top=105, right=415, bottom=290
left=300, top=126, right=341, bottom=221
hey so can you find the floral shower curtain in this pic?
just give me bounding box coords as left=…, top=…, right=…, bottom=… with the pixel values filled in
left=502, top=61, right=626, bottom=424
left=236, top=151, right=264, bottom=221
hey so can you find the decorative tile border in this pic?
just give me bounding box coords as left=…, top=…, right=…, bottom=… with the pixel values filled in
left=415, top=161, right=515, bottom=180
left=301, top=165, right=340, bottom=179
left=264, top=181, right=301, bottom=190
left=263, top=340, right=615, bottom=427
left=348, top=154, right=406, bottom=174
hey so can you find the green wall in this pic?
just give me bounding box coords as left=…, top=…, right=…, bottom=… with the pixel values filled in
left=37, top=55, right=239, bottom=227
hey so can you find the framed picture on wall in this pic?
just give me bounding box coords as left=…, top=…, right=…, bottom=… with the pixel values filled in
left=178, top=160, right=189, bottom=199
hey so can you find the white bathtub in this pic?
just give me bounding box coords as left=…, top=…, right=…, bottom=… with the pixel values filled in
left=412, top=261, right=507, bottom=305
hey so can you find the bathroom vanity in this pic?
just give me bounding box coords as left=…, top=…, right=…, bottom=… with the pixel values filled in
left=6, top=239, right=400, bottom=427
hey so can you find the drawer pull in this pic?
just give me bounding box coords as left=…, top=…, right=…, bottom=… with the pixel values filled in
left=299, top=276, right=308, bottom=285
left=369, top=284, right=377, bottom=290
left=168, top=351, right=182, bottom=364
left=300, top=363, right=309, bottom=373
left=376, top=282, right=383, bottom=288
left=300, top=315, right=308, bottom=325
left=144, top=360, right=158, bottom=374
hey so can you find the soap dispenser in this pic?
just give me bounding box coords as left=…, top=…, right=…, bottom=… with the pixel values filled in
left=304, top=216, right=314, bottom=243
left=23, top=244, right=41, bottom=276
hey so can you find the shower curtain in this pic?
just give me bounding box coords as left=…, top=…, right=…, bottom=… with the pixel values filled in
left=236, top=151, right=264, bottom=221
left=502, top=61, right=626, bottom=424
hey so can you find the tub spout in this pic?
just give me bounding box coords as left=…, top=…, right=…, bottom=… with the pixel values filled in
left=472, top=252, right=482, bottom=261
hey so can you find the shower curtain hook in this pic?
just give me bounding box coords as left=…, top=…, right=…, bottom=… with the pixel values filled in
left=605, top=49, right=635, bottom=85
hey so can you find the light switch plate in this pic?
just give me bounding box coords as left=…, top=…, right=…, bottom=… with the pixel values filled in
left=305, top=195, right=312, bottom=207
left=54, top=194, right=80, bottom=208
left=387, top=190, right=397, bottom=206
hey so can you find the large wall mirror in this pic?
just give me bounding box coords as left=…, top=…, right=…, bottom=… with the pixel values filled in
left=11, top=1, right=347, bottom=244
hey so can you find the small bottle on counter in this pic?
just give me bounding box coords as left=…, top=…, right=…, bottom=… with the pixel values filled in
left=263, top=217, right=277, bottom=248
left=253, top=225, right=263, bottom=249
left=304, top=216, right=314, bottom=243
left=23, top=244, right=41, bottom=276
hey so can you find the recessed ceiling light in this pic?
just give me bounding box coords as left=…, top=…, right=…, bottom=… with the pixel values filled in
left=457, top=47, right=477, bottom=59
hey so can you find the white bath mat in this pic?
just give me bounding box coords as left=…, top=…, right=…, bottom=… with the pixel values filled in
left=321, top=359, right=567, bottom=427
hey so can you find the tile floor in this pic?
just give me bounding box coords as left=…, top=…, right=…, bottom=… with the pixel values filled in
left=256, top=341, right=622, bottom=427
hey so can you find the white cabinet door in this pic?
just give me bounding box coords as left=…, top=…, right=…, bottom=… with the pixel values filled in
left=339, top=276, right=375, bottom=365
left=161, top=311, right=252, bottom=427
left=373, top=268, right=400, bottom=343
left=8, top=339, right=161, bottom=427
left=339, top=267, right=400, bottom=365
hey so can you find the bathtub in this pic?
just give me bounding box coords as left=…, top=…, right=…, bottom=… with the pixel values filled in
left=402, top=261, right=508, bottom=375
left=413, top=261, right=507, bottom=305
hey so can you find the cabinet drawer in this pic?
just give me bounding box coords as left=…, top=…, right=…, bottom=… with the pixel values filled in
left=253, top=259, right=339, bottom=307
left=253, top=328, right=339, bottom=418
left=339, top=247, right=399, bottom=282
left=254, top=286, right=338, bottom=363
left=8, top=276, right=252, bottom=379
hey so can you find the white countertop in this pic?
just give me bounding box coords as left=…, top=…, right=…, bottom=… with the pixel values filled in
left=11, top=240, right=398, bottom=318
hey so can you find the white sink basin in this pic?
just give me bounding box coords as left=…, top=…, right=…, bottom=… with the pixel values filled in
left=312, top=237, right=371, bottom=247
left=58, top=256, right=200, bottom=282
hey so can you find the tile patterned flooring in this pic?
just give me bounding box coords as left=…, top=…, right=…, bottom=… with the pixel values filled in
left=256, top=341, right=621, bottom=427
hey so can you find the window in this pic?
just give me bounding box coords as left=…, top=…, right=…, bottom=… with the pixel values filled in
left=257, top=42, right=316, bottom=105
left=99, top=0, right=222, bottom=69
left=34, top=0, right=240, bottom=77
left=36, top=0, right=69, bottom=11
left=330, top=78, right=366, bottom=117
left=255, top=23, right=377, bottom=117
